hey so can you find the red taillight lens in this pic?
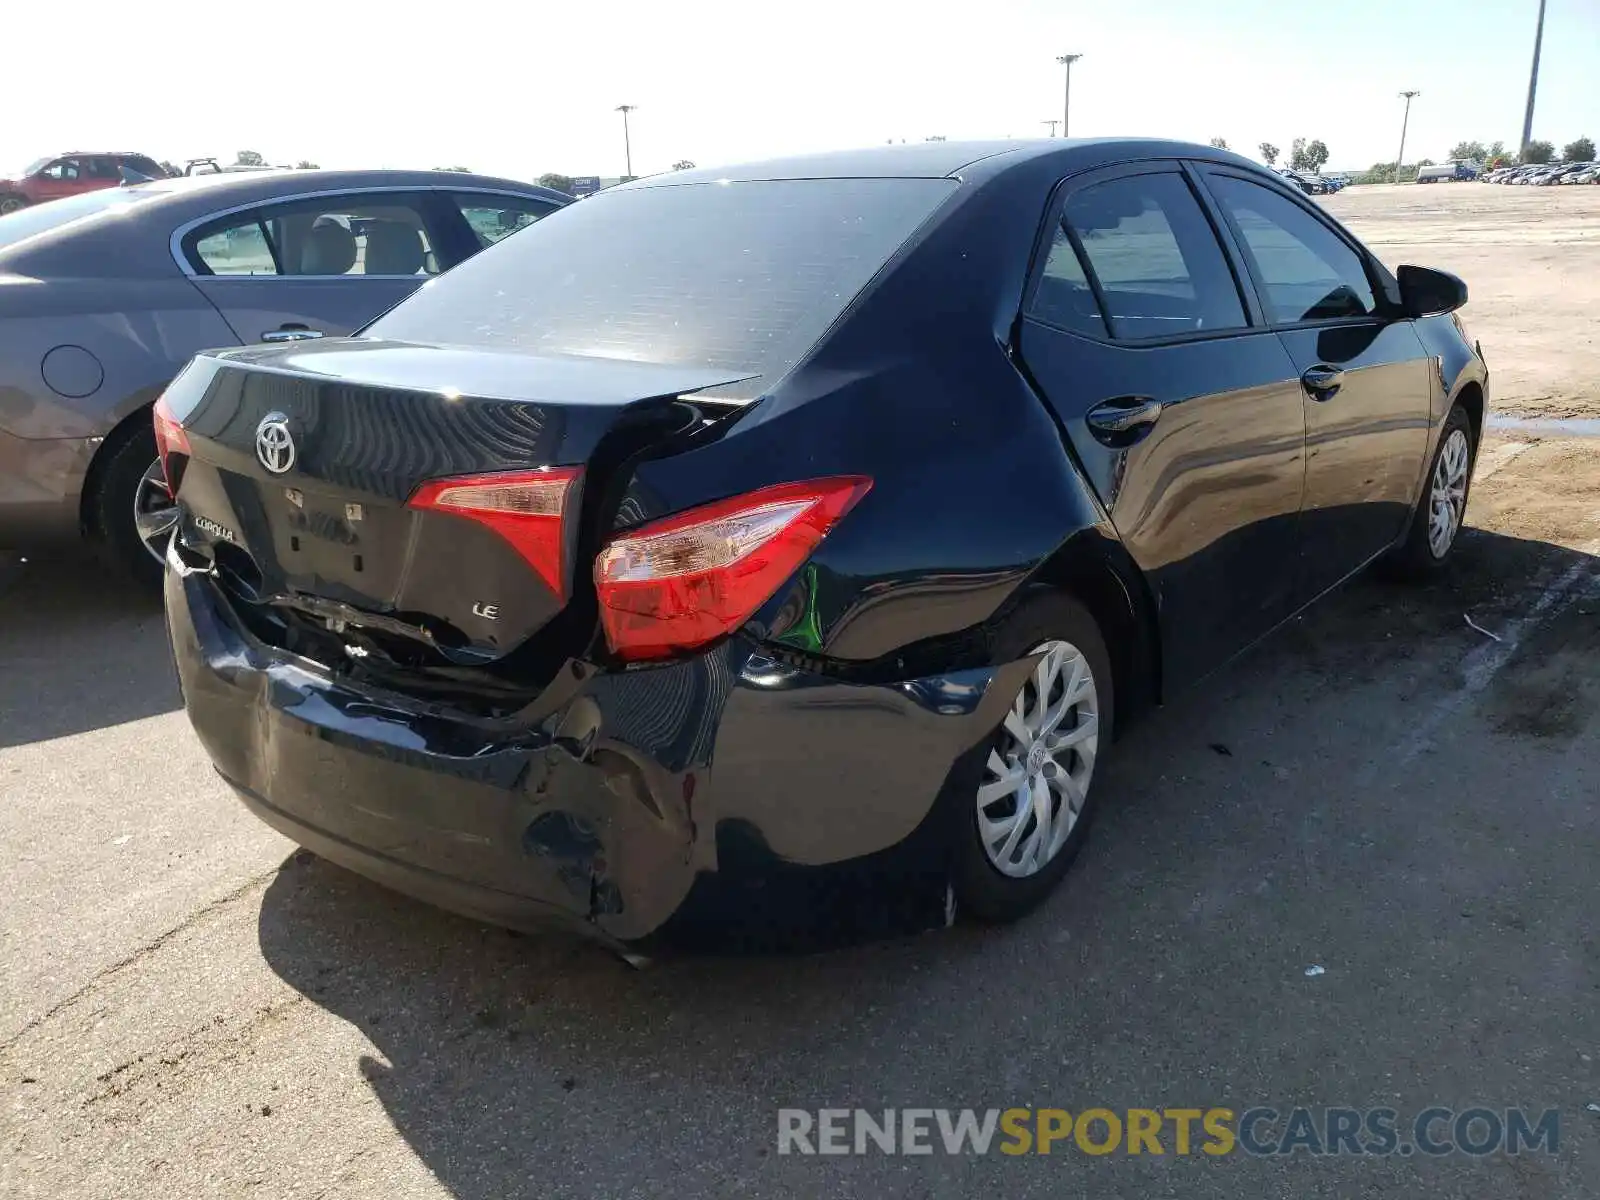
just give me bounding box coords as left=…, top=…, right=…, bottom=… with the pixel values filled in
left=594, top=476, right=872, bottom=662
left=151, top=395, right=190, bottom=488
left=407, top=467, right=581, bottom=597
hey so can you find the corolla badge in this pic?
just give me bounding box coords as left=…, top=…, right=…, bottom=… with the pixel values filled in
left=255, top=412, right=296, bottom=475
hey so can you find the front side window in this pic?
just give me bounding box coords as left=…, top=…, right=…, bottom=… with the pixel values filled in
left=450, top=194, right=558, bottom=248
left=1207, top=176, right=1377, bottom=323
left=42, top=159, right=80, bottom=181
left=187, top=194, right=441, bottom=277
left=1048, top=173, right=1247, bottom=340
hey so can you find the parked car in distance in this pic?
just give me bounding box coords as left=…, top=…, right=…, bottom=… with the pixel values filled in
left=157, top=139, right=1488, bottom=954
left=0, top=152, right=169, bottom=214
left=0, top=169, right=569, bottom=579
left=1277, top=167, right=1329, bottom=194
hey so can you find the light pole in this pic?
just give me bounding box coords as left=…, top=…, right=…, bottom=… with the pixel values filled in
left=1042, top=119, right=1061, bottom=138
left=615, top=104, right=637, bottom=178
left=1520, top=0, right=1547, bottom=157
left=1395, top=90, right=1420, bottom=182
left=1056, top=54, right=1082, bottom=137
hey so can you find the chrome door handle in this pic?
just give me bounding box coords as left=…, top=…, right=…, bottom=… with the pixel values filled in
left=1085, top=397, right=1164, bottom=446
left=1301, top=364, right=1345, bottom=399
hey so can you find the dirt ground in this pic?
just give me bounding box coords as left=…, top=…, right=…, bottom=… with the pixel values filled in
left=3, top=183, right=1600, bottom=1200
left=1325, top=182, right=1600, bottom=420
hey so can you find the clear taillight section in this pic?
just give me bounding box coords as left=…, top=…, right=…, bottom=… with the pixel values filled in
left=407, top=467, right=582, bottom=597
left=151, top=394, right=190, bottom=488
left=594, top=476, right=872, bottom=662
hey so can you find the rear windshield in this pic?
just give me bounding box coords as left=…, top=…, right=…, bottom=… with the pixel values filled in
left=366, top=177, right=956, bottom=393
left=0, top=186, right=165, bottom=253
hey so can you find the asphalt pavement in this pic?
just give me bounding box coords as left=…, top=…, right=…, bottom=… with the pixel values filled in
left=2, top=435, right=1599, bottom=1199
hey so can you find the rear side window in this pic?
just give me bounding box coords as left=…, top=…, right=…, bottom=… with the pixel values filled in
left=1031, top=227, right=1106, bottom=339
left=449, top=194, right=559, bottom=248
left=187, top=194, right=442, bottom=277
left=368, top=177, right=956, bottom=390
left=1206, top=176, right=1376, bottom=322
left=1045, top=173, right=1246, bottom=340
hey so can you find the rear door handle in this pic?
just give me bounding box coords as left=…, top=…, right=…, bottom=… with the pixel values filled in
left=1084, top=396, right=1164, bottom=446
left=261, top=324, right=324, bottom=343
left=1300, top=364, right=1345, bottom=399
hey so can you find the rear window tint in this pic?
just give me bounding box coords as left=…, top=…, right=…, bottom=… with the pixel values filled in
left=367, top=178, right=955, bottom=392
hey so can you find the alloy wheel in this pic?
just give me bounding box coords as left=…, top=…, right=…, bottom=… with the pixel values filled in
left=132, top=458, right=180, bottom=563
left=0, top=197, right=23, bottom=216
left=976, top=639, right=1100, bottom=878
left=1428, top=428, right=1470, bottom=558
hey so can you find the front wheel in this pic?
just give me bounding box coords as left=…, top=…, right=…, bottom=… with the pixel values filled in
left=953, top=593, right=1114, bottom=923
left=1385, top=405, right=1474, bottom=579
left=0, top=195, right=26, bottom=216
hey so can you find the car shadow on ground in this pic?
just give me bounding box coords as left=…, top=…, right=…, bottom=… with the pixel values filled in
left=254, top=526, right=1600, bottom=1198
left=0, top=551, right=175, bottom=747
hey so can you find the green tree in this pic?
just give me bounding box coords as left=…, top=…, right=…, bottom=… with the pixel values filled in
left=672, top=160, right=696, bottom=171
left=1521, top=140, right=1555, bottom=164
left=432, top=166, right=472, bottom=173
left=537, top=173, right=576, bottom=193
left=295, top=160, right=319, bottom=170
left=1258, top=142, right=1279, bottom=167
left=1208, top=136, right=1229, bottom=150
left=235, top=150, right=265, bottom=167
left=1291, top=139, right=1329, bottom=173
left=1449, top=140, right=1487, bottom=162
left=1563, top=136, right=1595, bottom=162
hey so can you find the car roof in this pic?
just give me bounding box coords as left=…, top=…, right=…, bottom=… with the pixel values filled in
left=0, top=169, right=568, bottom=278
left=615, top=138, right=1272, bottom=190
left=119, top=167, right=561, bottom=205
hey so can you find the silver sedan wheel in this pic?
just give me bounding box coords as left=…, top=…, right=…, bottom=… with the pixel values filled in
left=132, top=458, right=180, bottom=563
left=976, top=639, right=1100, bottom=879
left=1428, top=428, right=1470, bottom=558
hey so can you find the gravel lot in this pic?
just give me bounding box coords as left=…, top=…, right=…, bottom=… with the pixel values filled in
left=4, top=182, right=1600, bottom=1199
left=1326, top=182, right=1600, bottom=420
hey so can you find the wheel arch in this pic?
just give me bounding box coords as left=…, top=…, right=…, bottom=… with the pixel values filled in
left=1453, top=379, right=1485, bottom=450
left=79, top=388, right=163, bottom=537
left=1026, top=528, right=1162, bottom=728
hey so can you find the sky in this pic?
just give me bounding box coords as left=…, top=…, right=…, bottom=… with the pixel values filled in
left=6, top=0, right=1595, bottom=181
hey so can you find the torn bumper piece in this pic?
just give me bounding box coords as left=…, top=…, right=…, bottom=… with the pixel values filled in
left=166, top=572, right=1025, bottom=952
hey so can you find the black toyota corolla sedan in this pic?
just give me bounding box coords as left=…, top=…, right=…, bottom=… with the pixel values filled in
left=160, top=139, right=1486, bottom=953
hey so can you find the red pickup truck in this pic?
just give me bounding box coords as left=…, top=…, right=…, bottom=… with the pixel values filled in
left=0, top=152, right=168, bottom=215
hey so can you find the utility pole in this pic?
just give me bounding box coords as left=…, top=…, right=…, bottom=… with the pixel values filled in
left=1395, top=90, right=1420, bottom=182
left=1056, top=54, right=1082, bottom=137
left=1520, top=0, right=1548, bottom=157
left=615, top=104, right=637, bottom=178
left=1042, top=119, right=1061, bottom=138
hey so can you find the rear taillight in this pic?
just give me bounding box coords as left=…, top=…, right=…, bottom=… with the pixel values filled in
left=594, top=476, right=872, bottom=662
left=151, top=395, right=190, bottom=486
left=408, top=467, right=582, bottom=597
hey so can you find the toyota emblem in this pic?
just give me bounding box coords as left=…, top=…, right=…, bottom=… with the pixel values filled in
left=255, top=413, right=296, bottom=475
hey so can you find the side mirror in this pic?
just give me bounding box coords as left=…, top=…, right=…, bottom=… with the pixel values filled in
left=1397, top=265, right=1468, bottom=317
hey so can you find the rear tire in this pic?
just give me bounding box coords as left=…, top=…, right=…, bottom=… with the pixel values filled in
left=1384, top=404, right=1475, bottom=580
left=88, top=423, right=169, bottom=587
left=953, top=592, right=1114, bottom=924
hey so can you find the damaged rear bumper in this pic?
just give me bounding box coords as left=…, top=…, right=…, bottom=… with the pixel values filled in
left=167, top=572, right=1027, bottom=952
